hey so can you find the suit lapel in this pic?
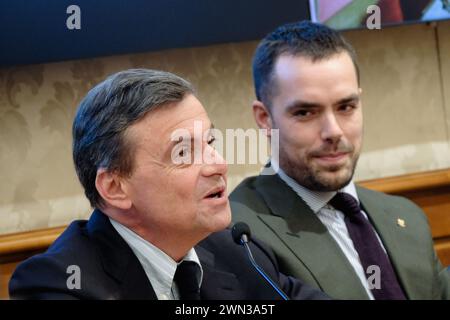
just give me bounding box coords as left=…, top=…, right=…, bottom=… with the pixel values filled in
left=357, top=187, right=433, bottom=299
left=87, top=210, right=157, bottom=299
left=196, top=245, right=243, bottom=299
left=255, top=174, right=369, bottom=299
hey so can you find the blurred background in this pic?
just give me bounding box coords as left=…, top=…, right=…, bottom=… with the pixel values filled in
left=0, top=0, right=449, bottom=236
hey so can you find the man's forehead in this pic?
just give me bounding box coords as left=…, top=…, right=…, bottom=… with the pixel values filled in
left=166, top=112, right=211, bottom=132
left=273, top=53, right=358, bottom=93
left=275, top=52, right=356, bottom=77
left=129, top=104, right=212, bottom=145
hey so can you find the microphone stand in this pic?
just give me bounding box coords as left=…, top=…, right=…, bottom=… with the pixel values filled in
left=240, top=234, right=289, bottom=301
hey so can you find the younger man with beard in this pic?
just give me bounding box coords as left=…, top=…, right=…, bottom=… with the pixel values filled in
left=230, top=21, right=450, bottom=300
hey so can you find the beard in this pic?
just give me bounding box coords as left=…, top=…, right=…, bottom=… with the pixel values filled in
left=278, top=141, right=360, bottom=192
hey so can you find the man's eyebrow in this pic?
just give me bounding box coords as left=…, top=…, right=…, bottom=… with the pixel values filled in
left=285, top=100, right=322, bottom=112
left=169, top=123, right=215, bottom=147
left=172, top=135, right=193, bottom=146
left=285, top=94, right=360, bottom=112
left=335, top=94, right=360, bottom=105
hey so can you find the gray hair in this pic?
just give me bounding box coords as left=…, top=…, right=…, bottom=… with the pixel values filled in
left=72, top=69, right=195, bottom=208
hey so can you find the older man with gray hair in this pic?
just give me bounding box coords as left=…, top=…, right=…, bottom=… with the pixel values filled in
left=9, top=69, right=328, bottom=300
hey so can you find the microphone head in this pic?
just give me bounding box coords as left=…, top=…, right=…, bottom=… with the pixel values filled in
left=231, top=222, right=251, bottom=245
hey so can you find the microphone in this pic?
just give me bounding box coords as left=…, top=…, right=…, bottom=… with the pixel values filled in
left=231, top=222, right=289, bottom=300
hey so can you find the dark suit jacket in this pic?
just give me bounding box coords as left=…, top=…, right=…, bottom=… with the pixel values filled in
left=9, top=209, right=328, bottom=300
left=230, top=172, right=450, bottom=300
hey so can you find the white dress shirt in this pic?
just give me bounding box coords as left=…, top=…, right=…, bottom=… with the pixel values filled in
left=271, top=160, right=387, bottom=299
left=110, top=218, right=203, bottom=300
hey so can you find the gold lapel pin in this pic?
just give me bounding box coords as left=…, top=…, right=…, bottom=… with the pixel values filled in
left=397, top=218, right=406, bottom=228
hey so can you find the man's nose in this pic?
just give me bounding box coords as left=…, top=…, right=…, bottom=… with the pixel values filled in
left=320, top=112, right=344, bottom=144
left=201, top=144, right=228, bottom=176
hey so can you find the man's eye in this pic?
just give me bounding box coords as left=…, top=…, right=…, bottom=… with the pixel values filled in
left=339, top=104, right=356, bottom=112
left=294, top=110, right=313, bottom=117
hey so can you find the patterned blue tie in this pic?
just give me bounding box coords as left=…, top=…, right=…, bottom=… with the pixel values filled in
left=330, top=192, right=406, bottom=300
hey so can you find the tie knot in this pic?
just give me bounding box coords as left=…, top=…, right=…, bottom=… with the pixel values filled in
left=174, top=261, right=201, bottom=300
left=329, top=192, right=361, bottom=216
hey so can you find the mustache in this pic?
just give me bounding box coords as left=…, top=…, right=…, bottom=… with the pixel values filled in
left=309, top=142, right=354, bottom=157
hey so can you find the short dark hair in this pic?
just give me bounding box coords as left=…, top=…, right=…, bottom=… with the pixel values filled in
left=72, top=69, right=195, bottom=208
left=252, top=20, right=360, bottom=107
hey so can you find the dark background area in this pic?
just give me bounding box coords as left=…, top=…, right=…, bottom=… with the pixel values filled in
left=0, top=0, right=310, bottom=67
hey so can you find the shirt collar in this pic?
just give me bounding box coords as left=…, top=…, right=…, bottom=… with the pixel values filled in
left=271, top=158, right=359, bottom=213
left=109, top=218, right=203, bottom=299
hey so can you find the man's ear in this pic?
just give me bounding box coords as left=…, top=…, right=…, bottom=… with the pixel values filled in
left=252, top=100, right=273, bottom=137
left=95, top=169, right=132, bottom=210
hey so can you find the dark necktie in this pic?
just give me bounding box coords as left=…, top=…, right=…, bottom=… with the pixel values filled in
left=173, top=261, right=201, bottom=300
left=329, top=192, right=406, bottom=300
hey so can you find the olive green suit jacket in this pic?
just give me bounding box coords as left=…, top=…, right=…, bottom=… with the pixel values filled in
left=230, top=172, right=450, bottom=300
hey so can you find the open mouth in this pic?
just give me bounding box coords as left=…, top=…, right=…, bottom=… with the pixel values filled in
left=207, top=191, right=222, bottom=198
left=205, top=189, right=225, bottom=199
left=202, top=185, right=228, bottom=207
left=204, top=185, right=226, bottom=200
